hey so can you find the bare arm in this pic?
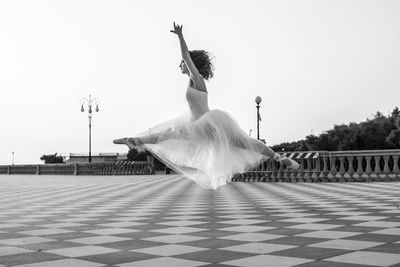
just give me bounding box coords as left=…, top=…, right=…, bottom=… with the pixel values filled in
left=170, top=22, right=206, bottom=91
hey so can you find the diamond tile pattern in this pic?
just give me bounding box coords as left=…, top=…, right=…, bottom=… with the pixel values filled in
left=0, top=175, right=399, bottom=266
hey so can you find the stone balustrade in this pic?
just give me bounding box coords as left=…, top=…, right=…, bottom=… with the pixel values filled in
left=2, top=150, right=400, bottom=182
left=233, top=149, right=400, bottom=182
left=91, top=161, right=155, bottom=175
left=0, top=161, right=154, bottom=176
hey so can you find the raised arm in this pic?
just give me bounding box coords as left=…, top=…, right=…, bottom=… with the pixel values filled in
left=170, top=22, right=206, bottom=90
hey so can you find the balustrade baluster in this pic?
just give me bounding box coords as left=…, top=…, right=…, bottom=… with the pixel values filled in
left=141, top=163, right=145, bottom=174
left=254, top=172, right=258, bottom=182
left=123, top=163, right=126, bottom=175
left=288, top=160, right=297, bottom=182
left=330, top=156, right=337, bottom=181
left=365, top=156, right=372, bottom=181
left=102, top=163, right=106, bottom=175
left=383, top=156, right=390, bottom=181
left=297, top=159, right=305, bottom=182
left=347, top=156, right=355, bottom=181
left=275, top=163, right=282, bottom=181
left=269, top=161, right=276, bottom=181
left=282, top=167, right=289, bottom=181
left=124, top=163, right=128, bottom=175
left=304, top=158, right=312, bottom=181
left=356, top=156, right=363, bottom=181
left=112, top=163, right=116, bottom=175
left=321, top=156, right=329, bottom=181
left=373, top=156, right=382, bottom=181
left=289, top=167, right=296, bottom=182
left=117, top=163, right=121, bottom=175
left=244, top=171, right=253, bottom=182
left=393, top=155, right=400, bottom=180
left=338, top=157, right=346, bottom=181
left=313, top=158, right=321, bottom=182
left=126, top=163, right=131, bottom=175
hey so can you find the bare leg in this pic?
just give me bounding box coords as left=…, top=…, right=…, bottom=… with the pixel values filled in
left=113, top=138, right=140, bottom=149
left=249, top=139, right=276, bottom=157
left=113, top=129, right=176, bottom=148
left=113, top=135, right=157, bottom=148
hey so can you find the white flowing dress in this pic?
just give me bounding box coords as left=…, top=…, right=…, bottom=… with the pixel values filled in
left=135, top=86, right=267, bottom=189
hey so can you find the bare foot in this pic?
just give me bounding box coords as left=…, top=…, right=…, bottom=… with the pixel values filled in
left=113, top=138, right=142, bottom=149
left=280, top=157, right=300, bottom=170
left=273, top=153, right=300, bottom=170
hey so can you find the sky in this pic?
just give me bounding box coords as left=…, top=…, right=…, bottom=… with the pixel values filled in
left=0, top=0, right=399, bottom=165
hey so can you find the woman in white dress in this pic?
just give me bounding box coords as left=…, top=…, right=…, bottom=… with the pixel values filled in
left=114, top=23, right=299, bottom=189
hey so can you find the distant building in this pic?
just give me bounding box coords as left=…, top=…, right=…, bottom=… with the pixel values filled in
left=66, top=153, right=127, bottom=164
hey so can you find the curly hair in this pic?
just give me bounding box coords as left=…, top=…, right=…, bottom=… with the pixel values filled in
left=189, top=50, right=214, bottom=80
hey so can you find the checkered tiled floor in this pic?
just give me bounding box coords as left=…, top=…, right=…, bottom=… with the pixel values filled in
left=0, top=175, right=400, bottom=267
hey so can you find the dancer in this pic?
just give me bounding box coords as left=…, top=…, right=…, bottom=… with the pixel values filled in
left=114, top=22, right=299, bottom=189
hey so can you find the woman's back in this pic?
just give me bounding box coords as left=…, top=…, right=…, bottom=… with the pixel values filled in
left=186, top=86, right=210, bottom=120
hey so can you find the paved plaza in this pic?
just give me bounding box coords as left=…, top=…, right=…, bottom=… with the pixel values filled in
left=0, top=175, right=399, bottom=267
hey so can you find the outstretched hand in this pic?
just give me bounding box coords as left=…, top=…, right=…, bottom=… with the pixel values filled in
left=170, top=22, right=183, bottom=36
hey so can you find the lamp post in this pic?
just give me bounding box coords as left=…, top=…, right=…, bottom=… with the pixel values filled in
left=80, top=95, right=100, bottom=163
left=255, top=96, right=262, bottom=140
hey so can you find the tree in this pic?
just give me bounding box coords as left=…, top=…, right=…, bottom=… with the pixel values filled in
left=271, top=140, right=308, bottom=152
left=273, top=107, right=400, bottom=151
left=40, top=153, right=65, bottom=164
left=386, top=116, right=400, bottom=148
left=386, top=129, right=400, bottom=147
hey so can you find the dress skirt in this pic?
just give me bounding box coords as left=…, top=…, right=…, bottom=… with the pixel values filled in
left=134, top=109, right=266, bottom=189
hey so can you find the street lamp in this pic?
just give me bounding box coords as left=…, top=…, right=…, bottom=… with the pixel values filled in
left=80, top=95, right=100, bottom=163
left=255, top=96, right=262, bottom=140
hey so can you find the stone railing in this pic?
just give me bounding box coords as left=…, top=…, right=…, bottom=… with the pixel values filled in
left=0, top=160, right=154, bottom=176
left=91, top=161, right=155, bottom=175
left=233, top=149, right=400, bottom=182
